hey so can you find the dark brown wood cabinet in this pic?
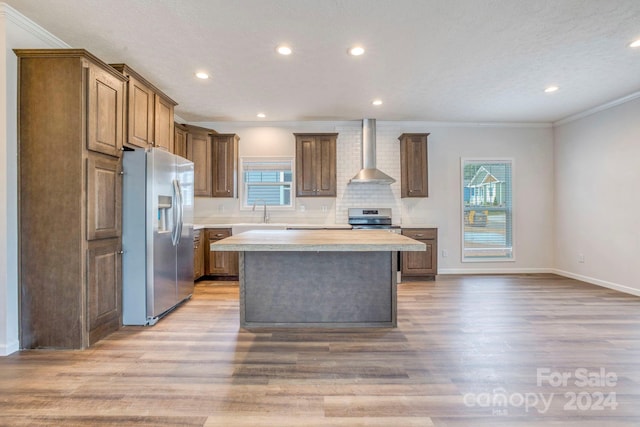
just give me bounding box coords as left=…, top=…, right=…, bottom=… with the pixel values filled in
left=295, top=133, right=337, bottom=197
left=87, top=238, right=122, bottom=345
left=193, top=229, right=205, bottom=280
left=401, top=228, right=438, bottom=279
left=16, top=49, right=127, bottom=349
left=174, top=123, right=188, bottom=158
left=87, top=155, right=122, bottom=240
left=399, top=133, right=429, bottom=198
left=205, top=229, right=238, bottom=276
left=211, top=134, right=239, bottom=197
left=111, top=64, right=177, bottom=152
left=185, top=124, right=213, bottom=197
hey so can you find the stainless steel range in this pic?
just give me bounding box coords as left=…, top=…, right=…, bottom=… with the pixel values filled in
left=348, top=208, right=402, bottom=282
left=348, top=208, right=400, bottom=231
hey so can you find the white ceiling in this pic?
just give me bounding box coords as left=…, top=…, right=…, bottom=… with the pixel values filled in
left=5, top=0, right=640, bottom=123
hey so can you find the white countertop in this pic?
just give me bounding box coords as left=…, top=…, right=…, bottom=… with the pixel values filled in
left=211, top=229, right=426, bottom=252
left=194, top=223, right=353, bottom=231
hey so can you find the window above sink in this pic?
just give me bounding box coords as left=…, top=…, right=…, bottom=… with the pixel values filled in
left=240, top=157, right=294, bottom=211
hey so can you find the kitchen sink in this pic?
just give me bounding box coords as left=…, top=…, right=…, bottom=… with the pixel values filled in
left=231, top=223, right=288, bottom=235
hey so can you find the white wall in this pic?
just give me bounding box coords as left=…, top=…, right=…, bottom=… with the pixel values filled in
left=553, top=95, right=640, bottom=295
left=0, top=3, right=68, bottom=355
left=192, top=120, right=555, bottom=274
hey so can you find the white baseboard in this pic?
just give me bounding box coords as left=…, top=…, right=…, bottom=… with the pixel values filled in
left=438, top=267, right=554, bottom=275
left=0, top=339, right=19, bottom=356
left=551, top=269, right=640, bottom=297
left=438, top=268, right=640, bottom=297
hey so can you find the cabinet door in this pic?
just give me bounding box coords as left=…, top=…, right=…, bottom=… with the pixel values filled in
left=174, top=124, right=188, bottom=158
left=187, top=130, right=212, bottom=197
left=194, top=230, right=204, bottom=280
left=400, top=134, right=429, bottom=198
left=87, top=238, right=122, bottom=345
left=402, top=240, right=436, bottom=274
left=205, top=229, right=238, bottom=276
left=154, top=95, right=174, bottom=151
left=401, top=229, right=437, bottom=277
left=296, top=134, right=337, bottom=197
left=296, top=135, right=317, bottom=196
left=314, top=134, right=336, bottom=196
left=87, top=155, right=122, bottom=240
left=126, top=75, right=154, bottom=148
left=87, top=65, right=123, bottom=157
left=212, top=135, right=237, bottom=197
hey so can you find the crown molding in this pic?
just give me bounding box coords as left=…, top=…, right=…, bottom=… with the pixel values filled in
left=554, top=91, right=640, bottom=127
left=0, top=2, right=69, bottom=48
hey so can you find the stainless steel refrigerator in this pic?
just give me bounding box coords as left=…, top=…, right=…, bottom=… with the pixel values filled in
left=122, top=148, right=194, bottom=325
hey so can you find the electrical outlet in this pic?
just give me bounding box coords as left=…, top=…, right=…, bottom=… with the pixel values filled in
left=578, top=254, right=585, bottom=263
left=442, top=249, right=448, bottom=258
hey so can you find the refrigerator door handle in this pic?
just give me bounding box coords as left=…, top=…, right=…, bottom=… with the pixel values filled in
left=176, top=180, right=184, bottom=246
left=171, top=179, right=180, bottom=246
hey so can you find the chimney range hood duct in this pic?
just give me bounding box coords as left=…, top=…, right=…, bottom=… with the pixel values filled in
left=349, top=118, right=396, bottom=185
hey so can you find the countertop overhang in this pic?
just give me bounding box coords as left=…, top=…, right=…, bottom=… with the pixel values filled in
left=211, top=229, right=426, bottom=252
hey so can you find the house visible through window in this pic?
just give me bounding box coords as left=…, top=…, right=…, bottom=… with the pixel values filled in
left=462, top=159, right=513, bottom=261
left=241, top=158, right=293, bottom=209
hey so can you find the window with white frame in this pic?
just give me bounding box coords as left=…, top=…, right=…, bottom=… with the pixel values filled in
left=241, top=158, right=294, bottom=209
left=461, top=159, right=513, bottom=261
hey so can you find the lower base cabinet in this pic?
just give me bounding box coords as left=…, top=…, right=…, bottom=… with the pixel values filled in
left=196, top=228, right=239, bottom=278
left=87, top=238, right=122, bottom=345
left=401, top=228, right=437, bottom=279
left=194, top=230, right=205, bottom=280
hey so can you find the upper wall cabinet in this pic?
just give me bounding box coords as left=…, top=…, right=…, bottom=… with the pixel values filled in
left=110, top=64, right=177, bottom=152
left=211, top=134, right=239, bottom=198
left=399, top=133, right=429, bottom=198
left=174, top=123, right=188, bottom=158
left=185, top=124, right=213, bottom=197
left=295, top=133, right=337, bottom=197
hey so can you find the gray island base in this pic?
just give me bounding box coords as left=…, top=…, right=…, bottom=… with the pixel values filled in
left=211, top=230, right=425, bottom=328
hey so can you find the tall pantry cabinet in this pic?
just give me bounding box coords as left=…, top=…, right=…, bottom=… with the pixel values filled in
left=16, top=49, right=127, bottom=349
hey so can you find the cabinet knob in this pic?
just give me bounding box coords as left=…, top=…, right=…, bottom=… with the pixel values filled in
left=120, top=171, right=125, bottom=175
left=117, top=250, right=124, bottom=255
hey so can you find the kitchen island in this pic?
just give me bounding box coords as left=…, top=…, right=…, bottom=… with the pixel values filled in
left=211, top=230, right=425, bottom=328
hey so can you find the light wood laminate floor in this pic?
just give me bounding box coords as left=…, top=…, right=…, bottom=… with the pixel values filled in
left=2, top=274, right=640, bottom=426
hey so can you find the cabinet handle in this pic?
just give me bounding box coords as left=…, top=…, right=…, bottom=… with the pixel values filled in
left=215, top=233, right=225, bottom=237
left=415, top=234, right=424, bottom=237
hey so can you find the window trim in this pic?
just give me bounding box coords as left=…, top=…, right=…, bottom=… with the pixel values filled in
left=460, top=157, right=515, bottom=263
left=239, top=156, right=295, bottom=211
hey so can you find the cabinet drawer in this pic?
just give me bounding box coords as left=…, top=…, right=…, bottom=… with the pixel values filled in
left=206, top=229, right=231, bottom=240
left=402, top=228, right=436, bottom=240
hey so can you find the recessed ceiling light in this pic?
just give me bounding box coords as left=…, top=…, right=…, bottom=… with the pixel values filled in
left=257, top=112, right=266, bottom=118
left=372, top=99, right=383, bottom=106
left=630, top=39, right=640, bottom=48
left=544, top=86, right=559, bottom=93
left=195, top=72, right=209, bottom=79
left=277, top=45, right=292, bottom=55
left=349, top=46, right=365, bottom=56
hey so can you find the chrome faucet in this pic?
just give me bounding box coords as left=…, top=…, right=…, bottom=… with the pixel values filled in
left=252, top=199, right=269, bottom=223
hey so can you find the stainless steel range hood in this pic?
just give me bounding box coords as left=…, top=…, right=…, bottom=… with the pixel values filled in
left=349, top=118, right=396, bottom=185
